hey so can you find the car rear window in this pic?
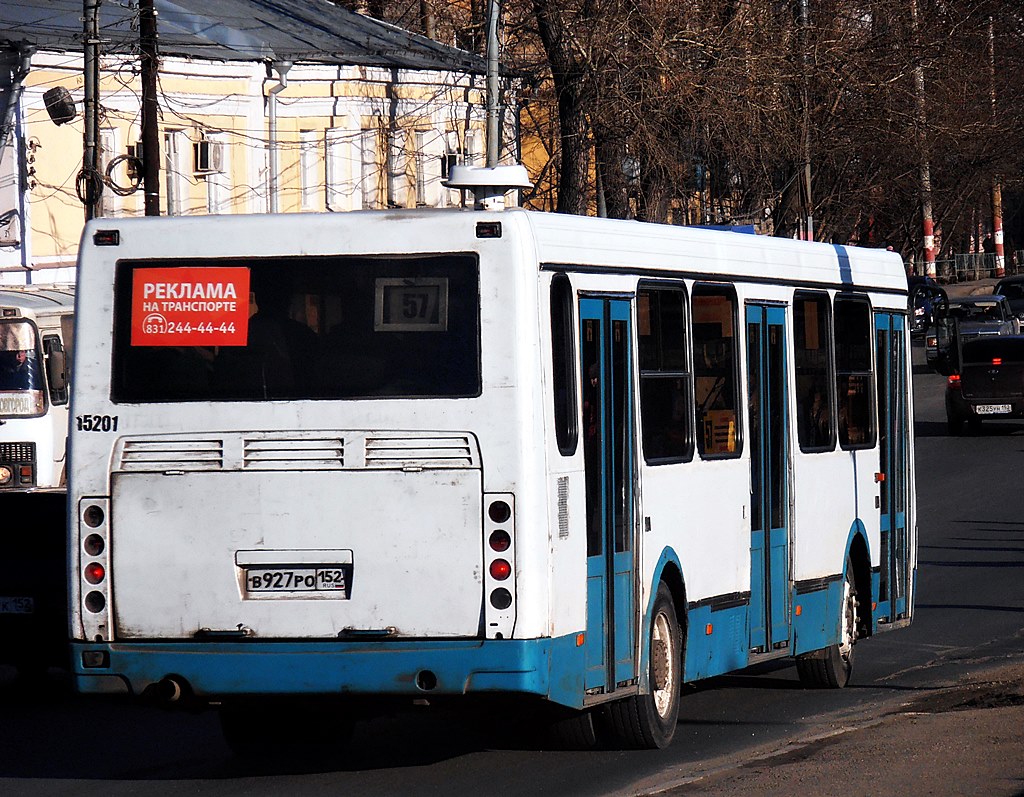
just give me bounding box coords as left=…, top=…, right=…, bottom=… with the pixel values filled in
left=961, top=336, right=1024, bottom=364
left=996, top=282, right=1024, bottom=300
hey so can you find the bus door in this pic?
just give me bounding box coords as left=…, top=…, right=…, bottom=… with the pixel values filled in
left=745, top=304, right=791, bottom=653
left=579, top=297, right=637, bottom=693
left=875, top=313, right=910, bottom=622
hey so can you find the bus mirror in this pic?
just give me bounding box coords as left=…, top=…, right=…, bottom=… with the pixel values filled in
left=47, top=347, right=68, bottom=396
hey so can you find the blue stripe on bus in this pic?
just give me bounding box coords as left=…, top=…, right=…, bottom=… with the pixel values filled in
left=832, top=244, right=854, bottom=286
left=72, top=634, right=588, bottom=709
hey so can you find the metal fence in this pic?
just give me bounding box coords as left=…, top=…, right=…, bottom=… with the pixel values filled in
left=919, top=252, right=1023, bottom=283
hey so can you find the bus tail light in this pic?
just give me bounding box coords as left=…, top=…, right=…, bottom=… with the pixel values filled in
left=483, top=493, right=516, bottom=639
left=489, top=559, right=511, bottom=580
left=78, top=497, right=111, bottom=641
left=84, top=562, right=105, bottom=584
left=947, top=374, right=961, bottom=389
left=488, top=530, right=511, bottom=552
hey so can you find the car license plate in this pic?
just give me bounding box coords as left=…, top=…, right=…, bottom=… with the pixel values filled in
left=245, top=567, right=347, bottom=594
left=975, top=404, right=1011, bottom=415
left=0, top=596, right=34, bottom=614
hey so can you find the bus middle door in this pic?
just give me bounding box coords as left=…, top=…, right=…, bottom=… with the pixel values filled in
left=746, top=304, right=791, bottom=654
left=580, top=297, right=638, bottom=695
left=875, top=312, right=911, bottom=623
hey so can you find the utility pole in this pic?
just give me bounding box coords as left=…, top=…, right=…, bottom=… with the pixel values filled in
left=485, top=0, right=501, bottom=167
left=140, top=0, right=161, bottom=215
left=911, top=0, right=936, bottom=278
left=799, top=0, right=813, bottom=241
left=82, top=0, right=102, bottom=221
left=988, top=15, right=1004, bottom=277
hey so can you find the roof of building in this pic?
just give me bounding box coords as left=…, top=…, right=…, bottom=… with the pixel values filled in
left=0, top=0, right=486, bottom=72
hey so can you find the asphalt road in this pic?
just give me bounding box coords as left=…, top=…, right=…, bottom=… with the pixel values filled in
left=1, top=337, right=1022, bottom=796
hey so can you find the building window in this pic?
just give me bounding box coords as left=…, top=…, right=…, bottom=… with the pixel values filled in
left=387, top=128, right=408, bottom=208
left=415, top=130, right=431, bottom=207
left=638, top=284, right=692, bottom=463
left=163, top=130, right=188, bottom=216
left=99, top=127, right=119, bottom=217
left=360, top=128, right=380, bottom=209
left=299, top=130, right=319, bottom=211
left=205, top=134, right=231, bottom=214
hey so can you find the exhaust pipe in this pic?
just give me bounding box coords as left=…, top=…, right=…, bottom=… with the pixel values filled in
left=144, top=675, right=190, bottom=704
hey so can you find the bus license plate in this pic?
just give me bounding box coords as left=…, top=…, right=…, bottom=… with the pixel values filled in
left=976, top=404, right=1011, bottom=415
left=0, top=596, right=34, bottom=614
left=245, top=568, right=347, bottom=594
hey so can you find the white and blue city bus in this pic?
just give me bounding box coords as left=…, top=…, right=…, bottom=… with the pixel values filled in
left=0, top=285, right=74, bottom=669
left=68, top=173, right=914, bottom=751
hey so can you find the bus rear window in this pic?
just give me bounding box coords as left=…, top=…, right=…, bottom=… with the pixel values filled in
left=112, top=254, right=480, bottom=402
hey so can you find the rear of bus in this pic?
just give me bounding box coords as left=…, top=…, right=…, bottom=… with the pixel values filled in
left=69, top=213, right=578, bottom=710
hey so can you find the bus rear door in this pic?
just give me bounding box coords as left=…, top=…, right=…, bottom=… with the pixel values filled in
left=579, top=297, right=637, bottom=694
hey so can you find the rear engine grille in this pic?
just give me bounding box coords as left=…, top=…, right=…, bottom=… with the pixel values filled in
left=364, top=434, right=475, bottom=469
left=243, top=436, right=344, bottom=470
left=119, top=439, right=224, bottom=471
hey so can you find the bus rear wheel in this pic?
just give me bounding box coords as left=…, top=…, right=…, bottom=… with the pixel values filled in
left=796, top=561, right=858, bottom=688
left=601, top=583, right=682, bottom=749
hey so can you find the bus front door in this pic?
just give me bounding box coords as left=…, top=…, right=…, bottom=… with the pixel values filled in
left=875, top=313, right=911, bottom=623
left=579, top=297, right=637, bottom=694
left=746, top=304, right=791, bottom=654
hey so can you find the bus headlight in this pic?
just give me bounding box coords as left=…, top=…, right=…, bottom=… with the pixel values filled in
left=0, top=466, right=12, bottom=485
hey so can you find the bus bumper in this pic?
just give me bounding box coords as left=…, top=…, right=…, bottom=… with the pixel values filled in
left=71, top=635, right=586, bottom=708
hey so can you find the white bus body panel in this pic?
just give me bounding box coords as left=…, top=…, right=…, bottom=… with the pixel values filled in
left=110, top=452, right=483, bottom=639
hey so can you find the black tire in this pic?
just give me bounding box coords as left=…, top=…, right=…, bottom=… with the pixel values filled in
left=796, top=561, right=858, bottom=689
left=967, top=416, right=982, bottom=435
left=545, top=707, right=599, bottom=750
left=946, top=410, right=964, bottom=436
left=600, top=583, right=682, bottom=749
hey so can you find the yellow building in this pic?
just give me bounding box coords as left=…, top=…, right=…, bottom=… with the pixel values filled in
left=1, top=0, right=518, bottom=285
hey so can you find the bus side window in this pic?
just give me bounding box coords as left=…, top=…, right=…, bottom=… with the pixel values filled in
left=638, top=284, right=693, bottom=463
left=834, top=296, right=876, bottom=449
left=550, top=274, right=578, bottom=456
left=794, top=292, right=835, bottom=452
left=692, top=284, right=741, bottom=458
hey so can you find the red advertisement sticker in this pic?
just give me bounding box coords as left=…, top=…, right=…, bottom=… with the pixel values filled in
left=131, top=267, right=250, bottom=347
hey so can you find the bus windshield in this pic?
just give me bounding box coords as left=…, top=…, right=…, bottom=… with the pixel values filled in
left=0, top=320, right=45, bottom=416
left=112, top=254, right=481, bottom=402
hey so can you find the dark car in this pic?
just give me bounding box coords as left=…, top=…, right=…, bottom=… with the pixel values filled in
left=925, top=294, right=1019, bottom=374
left=993, top=274, right=1024, bottom=323
left=946, top=335, right=1024, bottom=434
left=908, top=275, right=942, bottom=336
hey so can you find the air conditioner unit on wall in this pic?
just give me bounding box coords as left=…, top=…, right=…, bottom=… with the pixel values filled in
left=193, top=139, right=223, bottom=175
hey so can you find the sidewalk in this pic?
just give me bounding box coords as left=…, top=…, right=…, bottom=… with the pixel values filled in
left=640, top=659, right=1024, bottom=797
left=942, top=277, right=1000, bottom=299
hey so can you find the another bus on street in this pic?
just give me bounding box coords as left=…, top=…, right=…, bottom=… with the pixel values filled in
left=1, top=285, right=74, bottom=671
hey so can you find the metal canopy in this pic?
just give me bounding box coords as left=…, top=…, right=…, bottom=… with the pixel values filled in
left=0, top=0, right=485, bottom=72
